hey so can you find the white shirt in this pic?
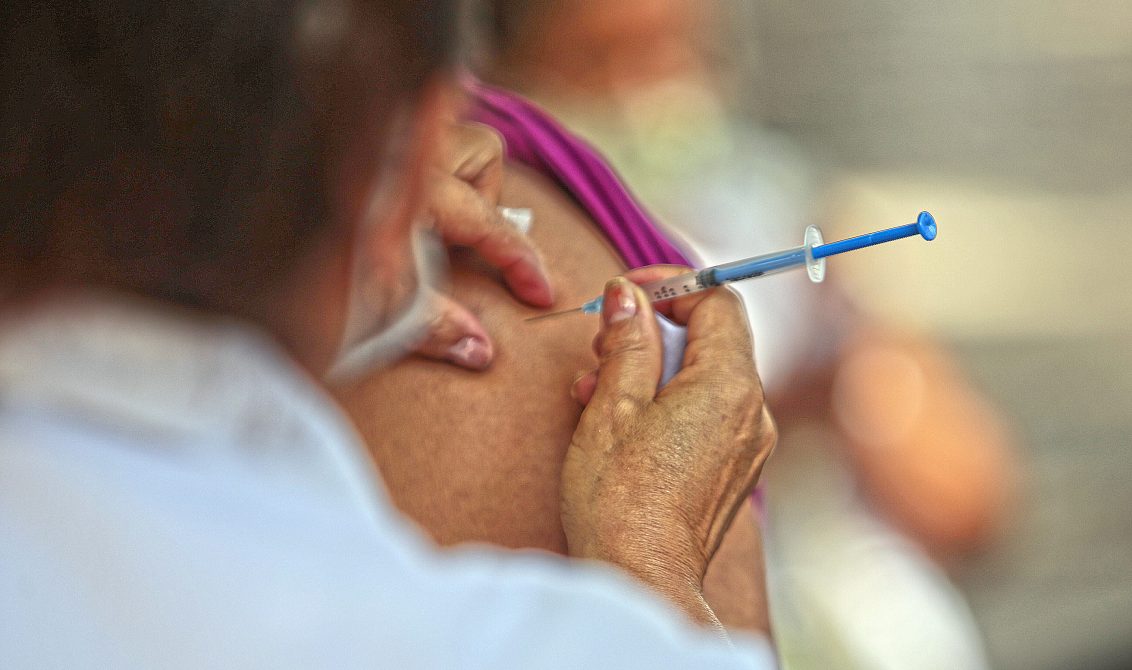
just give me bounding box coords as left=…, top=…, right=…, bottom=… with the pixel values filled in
left=0, top=296, right=774, bottom=669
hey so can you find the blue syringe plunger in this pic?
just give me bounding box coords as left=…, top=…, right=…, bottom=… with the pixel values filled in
left=810, top=210, right=936, bottom=260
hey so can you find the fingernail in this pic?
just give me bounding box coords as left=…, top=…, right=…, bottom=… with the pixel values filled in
left=447, top=336, right=492, bottom=370
left=498, top=207, right=533, bottom=234
left=603, top=279, right=637, bottom=325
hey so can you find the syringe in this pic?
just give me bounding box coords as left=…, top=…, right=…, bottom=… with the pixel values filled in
left=526, top=211, right=937, bottom=322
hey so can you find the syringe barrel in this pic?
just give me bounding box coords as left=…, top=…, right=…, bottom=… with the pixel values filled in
left=639, top=270, right=707, bottom=303
left=705, top=246, right=810, bottom=285
left=638, top=245, right=811, bottom=304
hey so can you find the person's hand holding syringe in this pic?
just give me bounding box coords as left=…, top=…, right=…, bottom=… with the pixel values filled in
left=557, top=212, right=937, bottom=632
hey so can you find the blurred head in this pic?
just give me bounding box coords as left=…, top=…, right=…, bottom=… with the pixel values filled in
left=0, top=0, right=455, bottom=371
left=488, top=0, right=709, bottom=93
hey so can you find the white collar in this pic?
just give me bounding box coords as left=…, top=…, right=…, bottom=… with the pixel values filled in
left=0, top=294, right=298, bottom=437
left=0, top=292, right=389, bottom=513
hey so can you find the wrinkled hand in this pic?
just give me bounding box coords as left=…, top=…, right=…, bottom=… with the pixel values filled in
left=413, top=122, right=552, bottom=370
left=561, top=267, right=777, bottom=629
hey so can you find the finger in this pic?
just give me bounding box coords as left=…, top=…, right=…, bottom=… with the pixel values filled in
left=429, top=175, right=553, bottom=307
left=412, top=293, right=495, bottom=370
left=570, top=369, right=598, bottom=405
left=675, top=285, right=756, bottom=373
left=443, top=122, right=504, bottom=206
left=585, top=278, right=663, bottom=411
left=624, top=264, right=756, bottom=357
left=621, top=265, right=713, bottom=324
left=622, top=265, right=754, bottom=369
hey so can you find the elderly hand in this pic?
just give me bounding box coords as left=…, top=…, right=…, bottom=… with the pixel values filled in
left=413, top=122, right=552, bottom=370
left=561, top=267, right=777, bottom=630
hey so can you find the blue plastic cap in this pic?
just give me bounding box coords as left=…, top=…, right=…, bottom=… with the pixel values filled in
left=917, top=211, right=937, bottom=241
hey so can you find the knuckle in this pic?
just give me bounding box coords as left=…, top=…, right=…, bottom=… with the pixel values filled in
left=760, top=407, right=779, bottom=450
left=718, top=285, right=745, bottom=309
left=591, top=331, right=604, bottom=357
left=483, top=127, right=505, bottom=155
left=702, top=285, right=746, bottom=319
left=447, top=123, right=505, bottom=179
left=463, top=123, right=504, bottom=158
left=608, top=393, right=647, bottom=429
left=701, top=288, right=754, bottom=348
left=467, top=121, right=502, bottom=144
left=606, top=396, right=652, bottom=441
left=719, top=287, right=752, bottom=323
left=755, top=409, right=779, bottom=462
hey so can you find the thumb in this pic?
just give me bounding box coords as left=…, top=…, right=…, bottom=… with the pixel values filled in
left=587, top=278, right=663, bottom=410
left=413, top=293, right=495, bottom=370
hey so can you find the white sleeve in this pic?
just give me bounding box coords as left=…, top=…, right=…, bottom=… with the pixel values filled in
left=1, top=400, right=777, bottom=670
left=0, top=306, right=776, bottom=670
left=371, top=523, right=778, bottom=670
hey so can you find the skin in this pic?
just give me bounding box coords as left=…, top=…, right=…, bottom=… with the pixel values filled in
left=335, top=163, right=772, bottom=633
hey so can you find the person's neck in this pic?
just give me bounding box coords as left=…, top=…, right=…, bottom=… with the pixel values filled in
left=255, top=237, right=354, bottom=380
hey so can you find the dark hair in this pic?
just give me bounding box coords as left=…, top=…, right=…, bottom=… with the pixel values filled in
left=0, top=0, right=453, bottom=311
left=482, top=0, right=551, bottom=60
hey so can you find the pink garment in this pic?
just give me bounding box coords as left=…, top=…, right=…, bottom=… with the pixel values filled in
left=466, top=80, right=691, bottom=270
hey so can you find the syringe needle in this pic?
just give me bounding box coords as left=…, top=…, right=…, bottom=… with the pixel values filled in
left=525, top=307, right=584, bottom=323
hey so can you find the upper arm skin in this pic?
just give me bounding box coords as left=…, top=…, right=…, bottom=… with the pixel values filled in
left=333, top=163, right=769, bottom=633
left=335, top=163, right=620, bottom=552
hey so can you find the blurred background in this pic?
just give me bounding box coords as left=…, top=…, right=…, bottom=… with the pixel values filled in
left=471, top=1, right=1132, bottom=668
left=736, top=5, right=1132, bottom=669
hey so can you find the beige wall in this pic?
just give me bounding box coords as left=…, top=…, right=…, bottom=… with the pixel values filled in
left=724, top=1, right=1132, bottom=338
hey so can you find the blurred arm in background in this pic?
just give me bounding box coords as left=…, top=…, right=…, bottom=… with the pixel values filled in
left=772, top=295, right=1018, bottom=560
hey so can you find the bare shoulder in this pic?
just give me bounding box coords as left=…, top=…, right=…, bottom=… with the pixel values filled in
left=335, top=162, right=624, bottom=552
